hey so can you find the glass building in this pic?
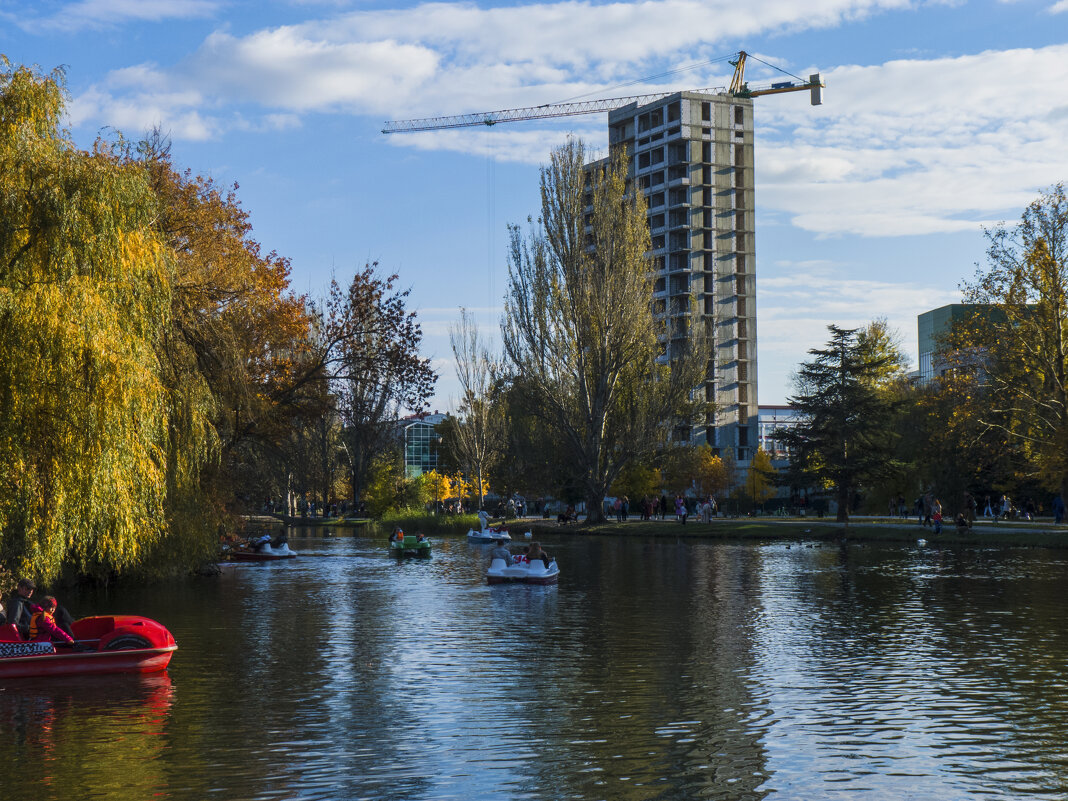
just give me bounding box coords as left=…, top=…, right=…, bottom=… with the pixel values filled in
left=400, top=412, right=447, bottom=478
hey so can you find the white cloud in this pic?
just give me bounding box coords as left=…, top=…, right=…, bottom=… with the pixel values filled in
left=756, top=264, right=960, bottom=401
left=63, top=2, right=1068, bottom=242
left=68, top=0, right=918, bottom=137
left=1050, top=0, right=1068, bottom=11
left=755, top=44, right=1068, bottom=237
left=23, top=0, right=219, bottom=32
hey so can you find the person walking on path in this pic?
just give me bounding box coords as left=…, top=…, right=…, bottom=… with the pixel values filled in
left=675, top=495, right=687, bottom=524
left=963, top=491, right=977, bottom=528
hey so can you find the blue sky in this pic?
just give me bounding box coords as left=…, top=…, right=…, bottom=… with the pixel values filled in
left=3, top=0, right=1067, bottom=408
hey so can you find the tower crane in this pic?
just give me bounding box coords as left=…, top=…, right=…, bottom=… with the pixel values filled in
left=381, top=51, right=822, bottom=134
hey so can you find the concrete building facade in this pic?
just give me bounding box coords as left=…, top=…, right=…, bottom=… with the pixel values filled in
left=604, top=91, right=758, bottom=461
left=918, top=304, right=1005, bottom=384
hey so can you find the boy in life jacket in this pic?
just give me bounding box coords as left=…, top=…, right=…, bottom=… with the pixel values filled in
left=30, top=596, right=74, bottom=646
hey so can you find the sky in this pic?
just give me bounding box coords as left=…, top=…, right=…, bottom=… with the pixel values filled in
left=2, top=0, right=1068, bottom=410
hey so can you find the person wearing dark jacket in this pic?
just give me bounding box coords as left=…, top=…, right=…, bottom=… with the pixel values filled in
left=5, top=578, right=37, bottom=638
left=5, top=578, right=75, bottom=640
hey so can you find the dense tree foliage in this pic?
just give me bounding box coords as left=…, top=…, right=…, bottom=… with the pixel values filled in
left=0, top=62, right=181, bottom=580
left=0, top=62, right=436, bottom=581
left=329, top=266, right=436, bottom=508
left=502, top=139, right=708, bottom=522
left=960, top=184, right=1068, bottom=499
left=782, top=325, right=901, bottom=522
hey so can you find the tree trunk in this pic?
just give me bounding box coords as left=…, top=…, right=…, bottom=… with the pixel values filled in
left=836, top=484, right=850, bottom=523
left=585, top=491, right=605, bottom=524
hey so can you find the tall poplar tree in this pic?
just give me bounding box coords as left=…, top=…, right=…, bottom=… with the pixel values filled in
left=502, top=139, right=708, bottom=522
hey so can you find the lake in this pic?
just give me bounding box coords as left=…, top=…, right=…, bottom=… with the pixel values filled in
left=4, top=530, right=1068, bottom=800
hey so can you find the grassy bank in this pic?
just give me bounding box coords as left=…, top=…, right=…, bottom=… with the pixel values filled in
left=367, top=511, right=480, bottom=537
left=495, top=516, right=1068, bottom=549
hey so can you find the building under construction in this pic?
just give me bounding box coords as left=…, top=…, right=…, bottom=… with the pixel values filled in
left=383, top=53, right=822, bottom=465
left=598, top=91, right=757, bottom=459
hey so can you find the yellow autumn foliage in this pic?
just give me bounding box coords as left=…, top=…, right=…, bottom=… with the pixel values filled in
left=0, top=62, right=190, bottom=580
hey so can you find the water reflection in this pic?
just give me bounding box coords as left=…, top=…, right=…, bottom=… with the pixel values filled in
left=4, top=536, right=1068, bottom=799
left=1, top=673, right=173, bottom=799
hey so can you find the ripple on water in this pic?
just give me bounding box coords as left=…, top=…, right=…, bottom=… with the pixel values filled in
left=5, top=537, right=1068, bottom=800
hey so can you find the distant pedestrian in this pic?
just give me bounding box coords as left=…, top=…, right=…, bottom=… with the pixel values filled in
left=675, top=495, right=687, bottom=524
left=963, top=491, right=976, bottom=528
left=922, top=492, right=934, bottom=528
left=1054, top=495, right=1065, bottom=525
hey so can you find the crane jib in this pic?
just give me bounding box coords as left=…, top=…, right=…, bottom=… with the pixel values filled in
left=381, top=68, right=823, bottom=134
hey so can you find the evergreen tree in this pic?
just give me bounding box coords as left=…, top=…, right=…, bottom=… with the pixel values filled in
left=781, top=325, right=900, bottom=523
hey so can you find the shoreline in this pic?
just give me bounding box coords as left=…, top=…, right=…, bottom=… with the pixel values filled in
left=245, top=512, right=1068, bottom=548
left=506, top=515, right=1068, bottom=548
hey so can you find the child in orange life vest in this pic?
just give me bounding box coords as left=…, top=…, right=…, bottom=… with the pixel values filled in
left=30, top=596, right=74, bottom=646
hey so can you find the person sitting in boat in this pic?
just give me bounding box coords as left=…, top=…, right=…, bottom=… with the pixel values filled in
left=393, top=528, right=405, bottom=542
left=526, top=542, right=552, bottom=568
left=4, top=577, right=38, bottom=639
left=490, top=538, right=513, bottom=565
left=29, top=596, right=74, bottom=647
left=249, top=533, right=272, bottom=552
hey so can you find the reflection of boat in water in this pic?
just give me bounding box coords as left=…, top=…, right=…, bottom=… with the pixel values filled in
left=0, top=616, right=177, bottom=680
left=227, top=535, right=298, bottom=561
left=487, top=557, right=560, bottom=585
left=389, top=532, right=432, bottom=558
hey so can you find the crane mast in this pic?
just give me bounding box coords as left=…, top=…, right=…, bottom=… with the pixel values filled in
left=382, top=51, right=822, bottom=134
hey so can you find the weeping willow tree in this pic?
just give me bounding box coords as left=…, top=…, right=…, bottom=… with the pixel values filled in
left=502, top=139, right=709, bottom=523
left=0, top=60, right=208, bottom=580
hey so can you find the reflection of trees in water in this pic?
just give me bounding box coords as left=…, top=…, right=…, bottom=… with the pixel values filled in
left=3, top=673, right=173, bottom=799
left=485, top=539, right=772, bottom=800
left=766, top=543, right=1068, bottom=796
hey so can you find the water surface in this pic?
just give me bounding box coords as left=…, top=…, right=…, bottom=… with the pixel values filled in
left=4, top=532, right=1068, bottom=800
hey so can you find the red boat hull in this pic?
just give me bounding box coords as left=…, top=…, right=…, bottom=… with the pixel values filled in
left=0, top=615, right=177, bottom=680
left=0, top=646, right=176, bottom=679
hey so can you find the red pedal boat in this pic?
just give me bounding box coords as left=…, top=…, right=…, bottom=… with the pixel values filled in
left=0, top=615, right=177, bottom=680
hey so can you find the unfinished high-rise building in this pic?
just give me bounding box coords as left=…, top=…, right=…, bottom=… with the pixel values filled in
left=603, top=92, right=757, bottom=460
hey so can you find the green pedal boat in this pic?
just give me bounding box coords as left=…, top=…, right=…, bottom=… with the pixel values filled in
left=389, top=532, right=432, bottom=558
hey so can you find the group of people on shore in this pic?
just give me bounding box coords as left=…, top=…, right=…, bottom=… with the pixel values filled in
left=0, top=578, right=76, bottom=646
left=489, top=539, right=552, bottom=568
left=897, top=489, right=1066, bottom=532
left=606, top=494, right=719, bottom=524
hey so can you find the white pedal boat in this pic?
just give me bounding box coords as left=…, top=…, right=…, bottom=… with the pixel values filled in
left=468, top=527, right=510, bottom=544
left=487, top=557, right=559, bottom=585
